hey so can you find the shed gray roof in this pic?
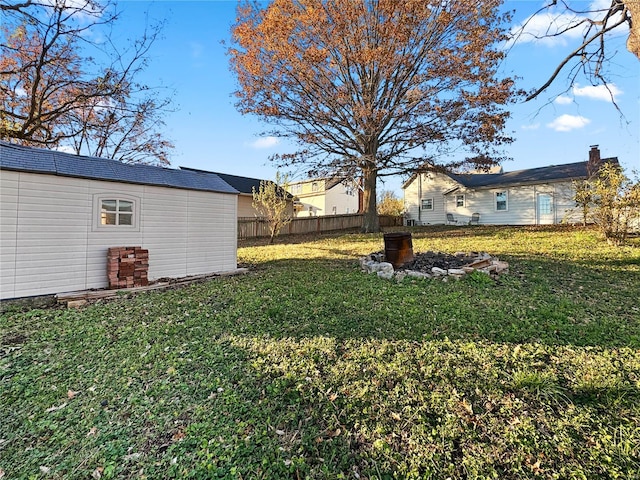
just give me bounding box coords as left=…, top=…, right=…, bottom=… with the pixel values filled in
left=0, top=141, right=239, bottom=195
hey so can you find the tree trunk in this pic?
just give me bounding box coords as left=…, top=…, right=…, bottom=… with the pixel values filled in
left=626, top=1, right=640, bottom=60
left=361, top=167, right=380, bottom=233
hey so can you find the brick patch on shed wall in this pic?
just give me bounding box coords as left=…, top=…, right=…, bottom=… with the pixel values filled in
left=107, top=246, right=149, bottom=289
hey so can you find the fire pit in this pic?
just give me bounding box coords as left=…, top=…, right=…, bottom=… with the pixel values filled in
left=360, top=250, right=508, bottom=281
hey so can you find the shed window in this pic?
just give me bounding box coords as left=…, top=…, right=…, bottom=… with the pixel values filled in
left=101, top=199, right=134, bottom=226
left=456, top=194, right=465, bottom=208
left=495, top=191, right=508, bottom=211
left=421, top=198, right=433, bottom=210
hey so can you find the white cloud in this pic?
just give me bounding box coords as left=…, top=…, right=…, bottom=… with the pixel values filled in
left=250, top=136, right=280, bottom=149
left=510, top=1, right=627, bottom=47
left=55, top=145, right=76, bottom=154
left=554, top=95, right=573, bottom=105
left=511, top=10, right=585, bottom=47
left=521, top=123, right=541, bottom=131
left=41, top=0, right=103, bottom=20
left=572, top=83, right=622, bottom=102
left=546, top=114, right=591, bottom=132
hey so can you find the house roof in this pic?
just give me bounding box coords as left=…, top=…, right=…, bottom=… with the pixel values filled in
left=180, top=167, right=294, bottom=199
left=0, top=141, right=239, bottom=195
left=403, top=158, right=618, bottom=191
left=288, top=176, right=351, bottom=190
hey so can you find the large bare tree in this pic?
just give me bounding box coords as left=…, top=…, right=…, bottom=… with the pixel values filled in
left=515, top=0, right=639, bottom=102
left=230, top=0, right=520, bottom=232
left=0, top=0, right=173, bottom=165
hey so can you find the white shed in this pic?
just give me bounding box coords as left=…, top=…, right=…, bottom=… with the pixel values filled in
left=0, top=141, right=239, bottom=300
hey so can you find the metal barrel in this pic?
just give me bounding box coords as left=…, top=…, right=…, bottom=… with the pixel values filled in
left=383, top=232, right=414, bottom=269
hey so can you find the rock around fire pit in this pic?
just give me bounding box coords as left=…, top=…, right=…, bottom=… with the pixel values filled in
left=360, top=251, right=508, bottom=281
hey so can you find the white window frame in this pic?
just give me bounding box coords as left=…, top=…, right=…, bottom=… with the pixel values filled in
left=421, top=198, right=433, bottom=210
left=311, top=182, right=319, bottom=192
left=456, top=194, right=465, bottom=208
left=495, top=191, right=508, bottom=211
left=93, top=194, right=140, bottom=231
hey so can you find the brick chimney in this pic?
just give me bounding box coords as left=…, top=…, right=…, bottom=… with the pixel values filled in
left=587, top=145, right=601, bottom=176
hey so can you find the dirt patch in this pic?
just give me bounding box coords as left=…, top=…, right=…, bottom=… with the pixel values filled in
left=401, top=251, right=479, bottom=272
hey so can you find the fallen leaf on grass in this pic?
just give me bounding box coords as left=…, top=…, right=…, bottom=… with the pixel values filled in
left=45, top=403, right=67, bottom=413
left=67, top=390, right=80, bottom=399
left=86, top=427, right=98, bottom=437
left=123, top=452, right=141, bottom=462
left=390, top=412, right=401, bottom=421
left=91, top=466, right=103, bottom=479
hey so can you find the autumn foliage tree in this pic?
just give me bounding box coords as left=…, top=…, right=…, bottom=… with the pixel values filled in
left=230, top=0, right=520, bottom=232
left=377, top=190, right=404, bottom=217
left=0, top=0, right=173, bottom=165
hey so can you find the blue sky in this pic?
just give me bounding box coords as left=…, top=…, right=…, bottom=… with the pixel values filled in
left=109, top=0, right=639, bottom=195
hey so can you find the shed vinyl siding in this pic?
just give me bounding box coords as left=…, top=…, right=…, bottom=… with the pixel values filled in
left=0, top=172, right=19, bottom=299
left=1, top=170, right=237, bottom=299
left=5, top=173, right=94, bottom=298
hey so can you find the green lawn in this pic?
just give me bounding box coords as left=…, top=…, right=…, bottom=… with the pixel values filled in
left=2, top=226, right=639, bottom=479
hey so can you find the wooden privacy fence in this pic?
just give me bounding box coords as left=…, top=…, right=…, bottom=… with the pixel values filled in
left=238, top=214, right=403, bottom=239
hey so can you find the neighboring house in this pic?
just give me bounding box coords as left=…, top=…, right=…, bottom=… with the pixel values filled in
left=288, top=177, right=361, bottom=217
left=403, top=146, right=617, bottom=226
left=0, top=141, right=239, bottom=300
left=199, top=171, right=294, bottom=218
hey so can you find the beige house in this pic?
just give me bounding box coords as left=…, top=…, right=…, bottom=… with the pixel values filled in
left=288, top=177, right=361, bottom=217
left=182, top=170, right=294, bottom=218
left=403, top=146, right=617, bottom=226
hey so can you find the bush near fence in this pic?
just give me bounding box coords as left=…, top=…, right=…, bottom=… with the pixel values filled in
left=238, top=214, right=402, bottom=239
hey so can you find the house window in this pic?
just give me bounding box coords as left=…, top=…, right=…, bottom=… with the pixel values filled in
left=495, top=191, right=508, bottom=211
left=332, top=206, right=337, bottom=214
left=421, top=198, right=433, bottom=210
left=456, top=194, right=465, bottom=208
left=311, top=182, right=319, bottom=192
left=101, top=199, right=134, bottom=225
left=291, top=184, right=302, bottom=194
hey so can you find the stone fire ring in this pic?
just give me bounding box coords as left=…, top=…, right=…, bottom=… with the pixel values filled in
left=360, top=251, right=509, bottom=281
